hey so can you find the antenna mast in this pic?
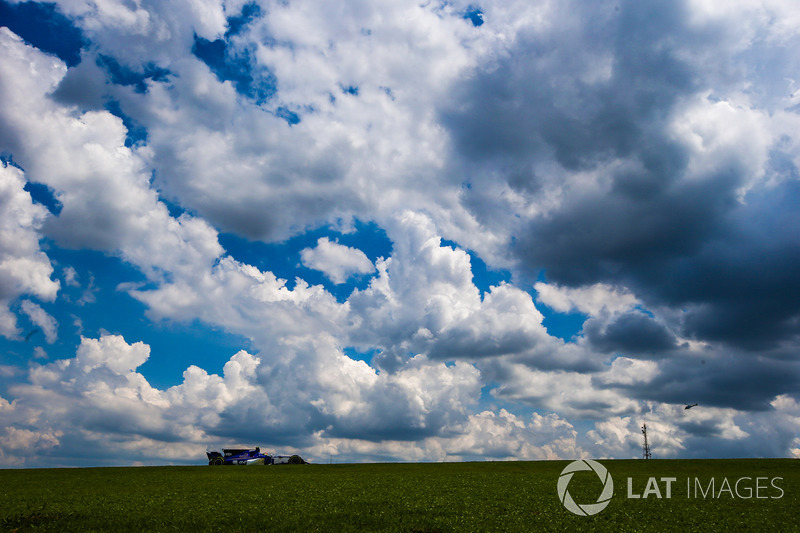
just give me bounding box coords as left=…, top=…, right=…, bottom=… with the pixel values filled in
left=642, top=423, right=652, bottom=459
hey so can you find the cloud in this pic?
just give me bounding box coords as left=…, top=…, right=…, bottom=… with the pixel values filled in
left=1, top=0, right=800, bottom=465
left=534, top=282, right=638, bottom=316
left=0, top=333, right=481, bottom=465
left=75, top=334, right=150, bottom=373
left=624, top=350, right=800, bottom=412
left=46, top=0, right=495, bottom=253
left=0, top=161, right=60, bottom=339
left=0, top=335, right=588, bottom=465
left=580, top=399, right=800, bottom=460
left=487, top=362, right=642, bottom=420
left=442, top=0, right=800, bottom=353
left=0, top=28, right=224, bottom=284
left=346, top=211, right=581, bottom=372
left=301, top=237, right=375, bottom=284
left=584, top=311, right=678, bottom=356
left=62, top=266, right=79, bottom=287
left=20, top=300, right=58, bottom=344
left=0, top=335, right=268, bottom=464
left=437, top=410, right=584, bottom=461
left=303, top=409, right=586, bottom=463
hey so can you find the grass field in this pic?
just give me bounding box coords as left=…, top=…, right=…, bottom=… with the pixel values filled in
left=1, top=459, right=797, bottom=531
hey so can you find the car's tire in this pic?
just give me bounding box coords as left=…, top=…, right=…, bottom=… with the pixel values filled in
left=211, top=456, right=225, bottom=466
left=289, top=455, right=303, bottom=465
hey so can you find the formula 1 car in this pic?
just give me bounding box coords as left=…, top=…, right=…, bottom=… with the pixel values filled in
left=206, top=447, right=307, bottom=465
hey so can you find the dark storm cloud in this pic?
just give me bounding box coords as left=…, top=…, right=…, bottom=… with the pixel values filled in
left=443, top=0, right=696, bottom=169
left=443, top=0, right=800, bottom=351
left=428, top=327, right=537, bottom=360
left=528, top=177, right=800, bottom=350
left=600, top=350, right=800, bottom=411
left=427, top=327, right=602, bottom=372
left=585, top=311, right=678, bottom=356
left=517, top=160, right=800, bottom=353
left=655, top=180, right=800, bottom=349
left=520, top=171, right=738, bottom=285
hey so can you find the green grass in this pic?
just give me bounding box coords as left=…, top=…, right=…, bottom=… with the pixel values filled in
left=0, top=459, right=797, bottom=531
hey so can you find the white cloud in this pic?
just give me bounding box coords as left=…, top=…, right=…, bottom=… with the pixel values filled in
left=0, top=335, right=265, bottom=464
left=2, top=330, right=798, bottom=465
left=0, top=28, right=224, bottom=287
left=0, top=161, right=60, bottom=340
left=128, top=255, right=348, bottom=354
left=436, top=409, right=584, bottom=461
left=584, top=403, right=756, bottom=459
left=63, top=266, right=79, bottom=287
left=75, top=334, right=150, bottom=374
left=595, top=357, right=660, bottom=387
left=489, top=362, right=642, bottom=420
left=301, top=237, right=375, bottom=284
left=20, top=300, right=58, bottom=344
left=310, top=409, right=586, bottom=462
left=44, top=0, right=506, bottom=260
left=534, top=282, right=639, bottom=317
left=344, top=212, right=576, bottom=372
left=0, top=333, right=482, bottom=465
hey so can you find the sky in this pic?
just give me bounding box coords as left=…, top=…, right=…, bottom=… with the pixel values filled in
left=0, top=0, right=799, bottom=467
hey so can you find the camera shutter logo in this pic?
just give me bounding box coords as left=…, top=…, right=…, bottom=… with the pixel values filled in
left=557, top=459, right=614, bottom=516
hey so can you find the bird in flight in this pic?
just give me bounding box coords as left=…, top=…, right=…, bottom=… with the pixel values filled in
left=684, top=403, right=698, bottom=410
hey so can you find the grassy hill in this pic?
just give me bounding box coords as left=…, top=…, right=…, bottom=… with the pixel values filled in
left=1, top=459, right=797, bottom=531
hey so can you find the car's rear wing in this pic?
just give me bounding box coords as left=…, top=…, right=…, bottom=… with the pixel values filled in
left=222, top=448, right=250, bottom=457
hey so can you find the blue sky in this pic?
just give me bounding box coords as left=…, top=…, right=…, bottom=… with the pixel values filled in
left=1, top=0, right=799, bottom=467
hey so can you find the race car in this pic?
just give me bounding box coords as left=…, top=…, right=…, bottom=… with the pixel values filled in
left=206, top=447, right=307, bottom=465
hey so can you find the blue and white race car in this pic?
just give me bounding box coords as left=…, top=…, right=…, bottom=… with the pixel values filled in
left=206, top=447, right=306, bottom=465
